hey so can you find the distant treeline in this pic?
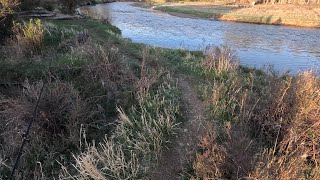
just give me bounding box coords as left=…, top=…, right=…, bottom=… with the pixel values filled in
left=166, top=0, right=320, bottom=5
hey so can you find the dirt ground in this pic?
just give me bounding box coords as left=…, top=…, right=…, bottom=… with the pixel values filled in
left=151, top=75, right=208, bottom=179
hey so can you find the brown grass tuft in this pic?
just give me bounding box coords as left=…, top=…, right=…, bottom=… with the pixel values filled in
left=200, top=46, right=239, bottom=76
left=135, top=47, right=164, bottom=99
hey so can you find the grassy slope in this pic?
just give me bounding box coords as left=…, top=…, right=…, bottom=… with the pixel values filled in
left=1, top=14, right=319, bottom=179
left=0, top=18, right=182, bottom=179
left=155, top=3, right=320, bottom=28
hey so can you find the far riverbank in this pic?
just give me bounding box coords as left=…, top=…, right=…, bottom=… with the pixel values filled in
left=153, top=2, right=320, bottom=28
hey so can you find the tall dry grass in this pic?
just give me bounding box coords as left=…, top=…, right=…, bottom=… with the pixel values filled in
left=247, top=70, right=320, bottom=179
left=135, top=47, right=164, bottom=98
left=200, top=46, right=239, bottom=77
left=190, top=45, right=320, bottom=179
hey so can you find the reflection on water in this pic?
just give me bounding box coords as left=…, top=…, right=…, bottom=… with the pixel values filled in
left=80, top=2, right=320, bottom=73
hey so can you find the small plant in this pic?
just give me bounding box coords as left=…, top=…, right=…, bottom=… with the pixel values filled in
left=11, top=18, right=44, bottom=57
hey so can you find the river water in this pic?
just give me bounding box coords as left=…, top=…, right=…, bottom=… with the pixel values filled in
left=80, top=2, right=320, bottom=73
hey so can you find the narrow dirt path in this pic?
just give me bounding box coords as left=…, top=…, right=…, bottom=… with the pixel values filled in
left=151, top=75, right=208, bottom=180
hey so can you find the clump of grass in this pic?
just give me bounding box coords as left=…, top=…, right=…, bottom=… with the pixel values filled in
left=73, top=42, right=137, bottom=113
left=59, top=73, right=182, bottom=179
left=210, top=74, right=248, bottom=123
left=200, top=46, right=239, bottom=77
left=10, top=19, right=45, bottom=57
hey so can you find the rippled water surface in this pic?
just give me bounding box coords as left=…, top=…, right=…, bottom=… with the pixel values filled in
left=80, top=2, right=320, bottom=73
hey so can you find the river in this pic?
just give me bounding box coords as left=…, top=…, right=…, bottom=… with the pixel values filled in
left=80, top=2, right=320, bottom=73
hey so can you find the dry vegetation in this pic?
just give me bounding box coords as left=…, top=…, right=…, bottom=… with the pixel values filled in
left=0, top=10, right=182, bottom=178
left=180, top=46, right=320, bottom=179
left=59, top=73, right=181, bottom=179
left=1, top=1, right=320, bottom=179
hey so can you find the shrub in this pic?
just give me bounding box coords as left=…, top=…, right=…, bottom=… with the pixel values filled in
left=0, top=80, right=100, bottom=178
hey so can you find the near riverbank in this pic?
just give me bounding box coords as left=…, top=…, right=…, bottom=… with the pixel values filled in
left=1, top=2, right=320, bottom=179
left=154, top=2, right=320, bottom=28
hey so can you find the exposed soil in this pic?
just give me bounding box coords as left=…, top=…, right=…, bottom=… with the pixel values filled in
left=151, top=75, right=208, bottom=180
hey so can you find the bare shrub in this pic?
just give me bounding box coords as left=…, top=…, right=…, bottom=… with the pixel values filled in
left=0, top=0, right=20, bottom=44
left=240, top=70, right=320, bottom=179
left=245, top=74, right=294, bottom=145
left=261, top=70, right=319, bottom=178
left=135, top=47, right=164, bottom=99
left=192, top=128, right=226, bottom=179
left=0, top=79, right=99, bottom=178
left=193, top=60, right=320, bottom=179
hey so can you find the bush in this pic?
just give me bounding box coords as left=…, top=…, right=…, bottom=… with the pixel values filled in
left=0, top=80, right=101, bottom=178
left=248, top=70, right=320, bottom=179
